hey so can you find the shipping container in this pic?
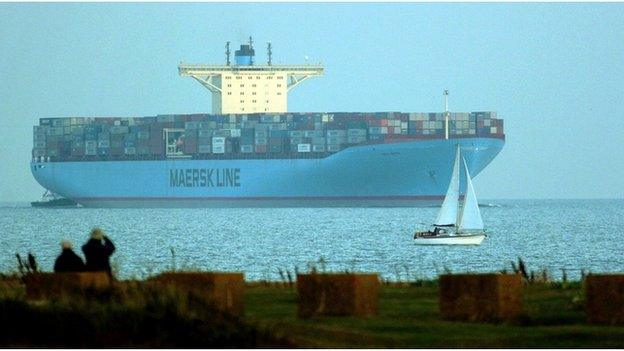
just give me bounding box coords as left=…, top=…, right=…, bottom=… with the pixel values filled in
left=297, top=143, right=311, bottom=153
left=198, top=145, right=212, bottom=154
left=212, top=145, right=225, bottom=154
left=312, top=144, right=325, bottom=152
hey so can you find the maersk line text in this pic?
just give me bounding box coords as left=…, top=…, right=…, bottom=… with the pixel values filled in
left=169, top=168, right=241, bottom=187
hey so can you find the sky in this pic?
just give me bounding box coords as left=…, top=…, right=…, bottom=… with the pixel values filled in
left=1, top=2, right=623, bottom=201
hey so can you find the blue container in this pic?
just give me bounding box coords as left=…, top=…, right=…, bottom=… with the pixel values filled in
left=124, top=140, right=136, bottom=147
left=269, top=130, right=286, bottom=138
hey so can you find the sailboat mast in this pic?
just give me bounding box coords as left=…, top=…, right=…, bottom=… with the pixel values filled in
left=444, top=90, right=450, bottom=140
left=455, top=145, right=462, bottom=228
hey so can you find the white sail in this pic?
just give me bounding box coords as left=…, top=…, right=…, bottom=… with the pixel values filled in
left=434, top=145, right=461, bottom=226
left=458, top=158, right=484, bottom=232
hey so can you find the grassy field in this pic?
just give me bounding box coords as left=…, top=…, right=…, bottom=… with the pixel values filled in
left=3, top=276, right=624, bottom=347
left=245, top=282, right=624, bottom=348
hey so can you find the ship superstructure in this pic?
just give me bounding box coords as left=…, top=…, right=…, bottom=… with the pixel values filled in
left=179, top=37, right=323, bottom=114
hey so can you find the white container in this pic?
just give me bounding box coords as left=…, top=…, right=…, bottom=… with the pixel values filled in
left=230, top=129, right=241, bottom=138
left=381, top=127, right=388, bottom=134
left=297, top=143, right=311, bottom=153
left=490, top=127, right=498, bottom=134
left=212, top=145, right=225, bottom=154
left=312, top=144, right=325, bottom=152
left=240, top=145, right=253, bottom=153
left=212, top=137, right=226, bottom=145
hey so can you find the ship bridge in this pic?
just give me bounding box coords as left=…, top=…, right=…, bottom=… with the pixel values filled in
left=178, top=37, right=324, bottom=114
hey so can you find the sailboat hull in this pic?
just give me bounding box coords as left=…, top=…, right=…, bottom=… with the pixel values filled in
left=413, top=234, right=486, bottom=245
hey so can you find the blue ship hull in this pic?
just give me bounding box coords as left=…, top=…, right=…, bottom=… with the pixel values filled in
left=30, top=137, right=504, bottom=208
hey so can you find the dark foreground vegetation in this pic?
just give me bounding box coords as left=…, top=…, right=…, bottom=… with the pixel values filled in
left=0, top=276, right=290, bottom=348
left=2, top=274, right=624, bottom=347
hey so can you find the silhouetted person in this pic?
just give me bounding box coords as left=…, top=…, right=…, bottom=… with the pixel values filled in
left=82, top=228, right=115, bottom=275
left=54, top=240, right=85, bottom=272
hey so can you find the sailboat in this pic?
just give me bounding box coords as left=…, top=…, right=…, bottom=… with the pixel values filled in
left=413, top=145, right=486, bottom=245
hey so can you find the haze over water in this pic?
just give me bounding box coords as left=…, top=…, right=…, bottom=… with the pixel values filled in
left=1, top=199, right=621, bottom=281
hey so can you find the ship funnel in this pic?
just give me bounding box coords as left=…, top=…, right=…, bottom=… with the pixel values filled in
left=235, top=36, right=255, bottom=66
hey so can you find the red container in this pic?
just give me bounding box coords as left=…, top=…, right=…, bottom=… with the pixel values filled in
left=255, top=144, right=267, bottom=153
left=380, top=119, right=388, bottom=127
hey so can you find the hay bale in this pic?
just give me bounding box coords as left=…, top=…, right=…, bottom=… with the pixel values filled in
left=150, top=272, right=245, bottom=316
left=586, top=274, right=624, bottom=325
left=24, top=272, right=112, bottom=300
left=439, top=273, right=522, bottom=322
left=297, top=273, right=379, bottom=318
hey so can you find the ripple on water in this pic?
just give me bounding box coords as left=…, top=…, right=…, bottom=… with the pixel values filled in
left=0, top=199, right=622, bottom=281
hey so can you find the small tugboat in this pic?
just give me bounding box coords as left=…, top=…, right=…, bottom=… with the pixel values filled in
left=31, top=190, right=78, bottom=208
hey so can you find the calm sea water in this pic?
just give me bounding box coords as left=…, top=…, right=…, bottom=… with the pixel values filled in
left=1, top=199, right=622, bottom=281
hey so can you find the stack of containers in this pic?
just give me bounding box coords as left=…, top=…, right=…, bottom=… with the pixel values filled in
left=255, top=125, right=267, bottom=153
left=97, top=126, right=110, bottom=156
left=124, top=127, right=137, bottom=156
left=84, top=124, right=99, bottom=156
left=149, top=123, right=164, bottom=156
left=326, top=129, right=346, bottom=152
left=473, top=112, right=501, bottom=136
left=136, top=125, right=150, bottom=155
left=198, top=128, right=212, bottom=154
left=33, top=126, right=47, bottom=158
left=269, top=129, right=285, bottom=153
left=347, top=128, right=367, bottom=144
left=183, top=129, right=198, bottom=155
left=289, top=130, right=302, bottom=152
left=34, top=111, right=503, bottom=161
left=212, top=136, right=225, bottom=154
left=240, top=128, right=254, bottom=153
left=71, top=126, right=85, bottom=157
left=310, top=129, right=325, bottom=152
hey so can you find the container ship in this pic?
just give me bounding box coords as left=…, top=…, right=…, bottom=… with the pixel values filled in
left=30, top=38, right=505, bottom=208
